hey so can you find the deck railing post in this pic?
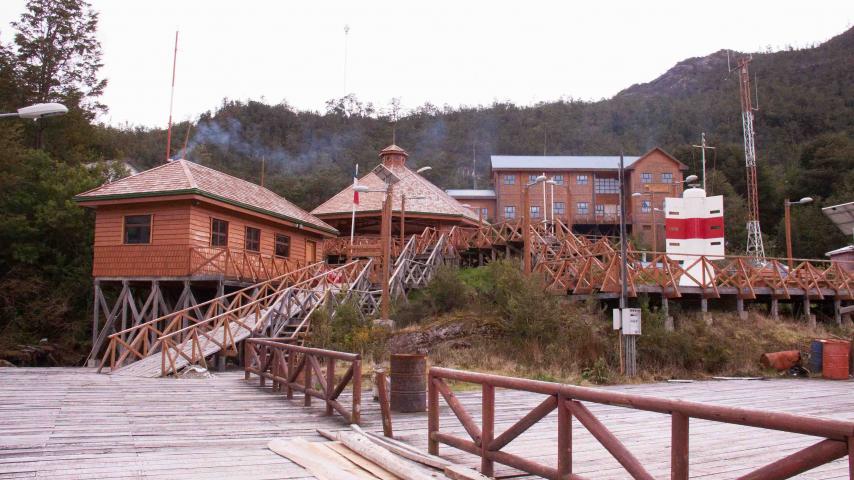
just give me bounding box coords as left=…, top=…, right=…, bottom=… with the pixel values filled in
left=481, top=384, right=495, bottom=477
left=558, top=393, right=572, bottom=479
left=244, top=341, right=251, bottom=380
left=326, top=358, right=335, bottom=416
left=671, top=411, right=689, bottom=480
left=287, top=349, right=295, bottom=399
left=428, top=372, right=439, bottom=455
left=304, top=353, right=312, bottom=407
left=352, top=357, right=362, bottom=425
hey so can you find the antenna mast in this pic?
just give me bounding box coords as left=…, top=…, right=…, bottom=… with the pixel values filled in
left=691, top=132, right=715, bottom=191
left=343, top=25, right=350, bottom=95
left=165, top=31, right=179, bottom=162
left=472, top=143, right=477, bottom=189
left=736, top=56, right=765, bottom=263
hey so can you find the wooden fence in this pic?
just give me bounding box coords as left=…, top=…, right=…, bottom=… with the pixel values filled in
left=428, top=367, right=854, bottom=480
left=244, top=339, right=362, bottom=424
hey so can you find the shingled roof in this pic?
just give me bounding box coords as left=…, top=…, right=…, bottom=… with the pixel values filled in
left=311, top=145, right=479, bottom=223
left=75, top=160, right=337, bottom=235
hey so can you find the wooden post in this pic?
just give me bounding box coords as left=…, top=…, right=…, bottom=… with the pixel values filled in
left=380, top=184, right=394, bottom=320
left=304, top=353, right=312, bottom=407
left=376, top=369, right=392, bottom=437
left=351, top=357, right=361, bottom=425
left=428, top=373, right=439, bottom=455
left=90, top=280, right=100, bottom=367
left=326, top=358, right=335, bottom=416
left=804, top=297, right=814, bottom=328
left=287, top=349, right=295, bottom=399
left=557, top=394, right=572, bottom=479
left=736, top=297, right=746, bottom=320
left=523, top=185, right=531, bottom=275
left=671, top=412, right=689, bottom=480
left=481, top=384, right=495, bottom=477
left=834, top=298, right=842, bottom=326
left=662, top=296, right=673, bottom=332
left=400, top=194, right=406, bottom=247
left=771, top=297, right=779, bottom=320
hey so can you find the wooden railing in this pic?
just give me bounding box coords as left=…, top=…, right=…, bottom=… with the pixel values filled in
left=323, top=235, right=403, bottom=259
left=244, top=339, right=362, bottom=424
left=98, top=262, right=328, bottom=373
left=155, top=260, right=371, bottom=376
left=428, top=367, right=854, bottom=480
left=189, top=246, right=306, bottom=283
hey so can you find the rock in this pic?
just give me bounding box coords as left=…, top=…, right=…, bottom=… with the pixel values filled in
left=0, top=359, right=16, bottom=368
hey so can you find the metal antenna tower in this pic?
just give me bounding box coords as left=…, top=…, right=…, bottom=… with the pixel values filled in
left=735, top=56, right=765, bottom=263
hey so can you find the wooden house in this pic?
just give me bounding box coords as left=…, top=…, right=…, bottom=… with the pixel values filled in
left=75, top=159, right=337, bottom=362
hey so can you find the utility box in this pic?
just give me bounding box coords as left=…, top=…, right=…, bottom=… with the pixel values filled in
left=613, top=308, right=642, bottom=335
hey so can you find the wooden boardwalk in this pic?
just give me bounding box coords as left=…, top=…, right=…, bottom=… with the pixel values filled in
left=0, top=368, right=851, bottom=479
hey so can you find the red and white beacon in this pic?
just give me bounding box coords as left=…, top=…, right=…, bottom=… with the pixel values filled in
left=664, top=187, right=725, bottom=286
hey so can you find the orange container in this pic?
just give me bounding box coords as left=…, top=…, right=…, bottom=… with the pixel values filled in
left=760, top=350, right=801, bottom=371
left=822, top=340, right=850, bottom=380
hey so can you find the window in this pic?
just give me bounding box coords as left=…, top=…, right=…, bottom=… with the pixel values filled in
left=577, top=202, right=589, bottom=215
left=661, top=172, right=673, bottom=184
left=503, top=174, right=516, bottom=185
left=641, top=172, right=652, bottom=183
left=530, top=205, right=541, bottom=218
left=594, top=177, right=619, bottom=194
left=576, top=174, right=588, bottom=185
left=553, top=175, right=564, bottom=185
left=275, top=234, right=291, bottom=258
left=504, top=206, right=516, bottom=219
left=643, top=225, right=651, bottom=231
left=211, top=218, right=229, bottom=247
left=553, top=202, right=565, bottom=216
left=124, top=215, right=151, bottom=244
left=641, top=200, right=651, bottom=213
left=595, top=204, right=605, bottom=216
left=528, top=174, right=538, bottom=184
left=710, top=209, right=721, bottom=214
left=481, top=207, right=489, bottom=219
left=245, top=226, right=260, bottom=252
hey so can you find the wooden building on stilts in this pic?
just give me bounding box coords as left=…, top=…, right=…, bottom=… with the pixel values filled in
left=74, top=159, right=337, bottom=365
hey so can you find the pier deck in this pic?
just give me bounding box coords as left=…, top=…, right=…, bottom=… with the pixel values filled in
left=0, top=368, right=851, bottom=479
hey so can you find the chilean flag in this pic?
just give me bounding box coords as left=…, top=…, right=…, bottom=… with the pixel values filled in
left=352, top=164, right=359, bottom=205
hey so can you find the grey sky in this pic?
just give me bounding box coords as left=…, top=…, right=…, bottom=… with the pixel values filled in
left=1, top=0, right=851, bottom=127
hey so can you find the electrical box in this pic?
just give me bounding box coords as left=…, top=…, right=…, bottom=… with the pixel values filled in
left=622, top=308, right=642, bottom=335
left=612, top=309, right=621, bottom=330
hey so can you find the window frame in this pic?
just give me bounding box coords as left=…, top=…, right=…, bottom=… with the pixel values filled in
left=504, top=205, right=516, bottom=219
left=576, top=202, right=589, bottom=215
left=576, top=174, right=588, bottom=185
left=594, top=204, right=605, bottom=216
left=641, top=172, right=652, bottom=184
left=594, top=177, right=620, bottom=194
left=530, top=205, right=541, bottom=219
left=503, top=174, right=516, bottom=185
left=481, top=207, right=489, bottom=219
left=553, top=201, right=565, bottom=216
left=661, top=172, right=674, bottom=184
left=244, top=226, right=261, bottom=252
left=641, top=200, right=652, bottom=213
left=528, top=174, right=538, bottom=184
left=123, top=214, right=152, bottom=245
left=274, top=233, right=291, bottom=258
left=553, top=175, right=564, bottom=185
left=210, top=218, right=229, bottom=247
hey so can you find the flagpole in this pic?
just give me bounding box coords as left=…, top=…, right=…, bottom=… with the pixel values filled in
left=350, top=164, right=358, bottom=245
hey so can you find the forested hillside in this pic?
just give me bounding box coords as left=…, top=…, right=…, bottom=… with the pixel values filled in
left=0, top=0, right=851, bottom=361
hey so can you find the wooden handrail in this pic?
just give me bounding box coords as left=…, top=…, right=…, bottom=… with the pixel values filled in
left=244, top=339, right=362, bottom=424
left=428, top=367, right=854, bottom=480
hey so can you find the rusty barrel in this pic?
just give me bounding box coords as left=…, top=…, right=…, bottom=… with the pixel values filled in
left=759, top=350, right=800, bottom=371
left=822, top=340, right=850, bottom=380
left=389, top=354, right=427, bottom=413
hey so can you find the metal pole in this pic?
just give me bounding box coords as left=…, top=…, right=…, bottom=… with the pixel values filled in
left=784, top=199, right=793, bottom=269
left=619, top=153, right=636, bottom=377
left=651, top=193, right=657, bottom=252
left=165, top=31, right=178, bottom=163
left=542, top=173, right=547, bottom=224
left=400, top=193, right=406, bottom=247
left=350, top=164, right=358, bottom=245
left=523, top=185, right=531, bottom=275
left=701, top=132, right=706, bottom=191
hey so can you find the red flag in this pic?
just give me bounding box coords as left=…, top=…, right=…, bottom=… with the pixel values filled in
left=352, top=164, right=359, bottom=205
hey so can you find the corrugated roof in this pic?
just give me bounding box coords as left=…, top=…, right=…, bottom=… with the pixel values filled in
left=445, top=189, right=497, bottom=199
left=75, top=160, right=337, bottom=234
left=826, top=245, right=854, bottom=257
left=491, top=155, right=642, bottom=170
left=312, top=161, right=479, bottom=222
left=822, top=201, right=854, bottom=236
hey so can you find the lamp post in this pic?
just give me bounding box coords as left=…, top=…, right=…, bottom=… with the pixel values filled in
left=400, top=193, right=427, bottom=246
left=784, top=196, right=813, bottom=269
left=0, top=102, right=68, bottom=120
left=523, top=174, right=547, bottom=275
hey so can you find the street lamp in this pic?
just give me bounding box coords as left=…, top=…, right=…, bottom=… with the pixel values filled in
left=400, top=193, right=427, bottom=245
left=0, top=103, right=68, bottom=119
left=416, top=166, right=432, bottom=174
left=784, top=196, right=813, bottom=268
left=523, top=174, right=548, bottom=274
left=683, top=174, right=699, bottom=185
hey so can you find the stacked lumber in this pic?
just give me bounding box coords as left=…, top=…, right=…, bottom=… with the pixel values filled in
left=268, top=426, right=489, bottom=480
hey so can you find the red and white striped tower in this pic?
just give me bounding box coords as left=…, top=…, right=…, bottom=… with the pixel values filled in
left=665, top=188, right=725, bottom=286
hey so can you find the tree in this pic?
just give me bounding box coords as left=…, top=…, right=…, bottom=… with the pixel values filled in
left=12, top=0, right=106, bottom=117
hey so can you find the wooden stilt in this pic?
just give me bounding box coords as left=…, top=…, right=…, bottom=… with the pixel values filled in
left=662, top=296, right=673, bottom=332
left=771, top=297, right=779, bottom=321
left=834, top=298, right=841, bottom=326
left=804, top=297, right=814, bottom=328
left=736, top=297, right=746, bottom=321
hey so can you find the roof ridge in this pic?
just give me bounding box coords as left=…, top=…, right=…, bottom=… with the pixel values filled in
left=179, top=160, right=198, bottom=188
left=75, top=160, right=180, bottom=197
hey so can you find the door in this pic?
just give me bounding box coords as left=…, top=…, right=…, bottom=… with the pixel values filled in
left=305, top=240, right=317, bottom=263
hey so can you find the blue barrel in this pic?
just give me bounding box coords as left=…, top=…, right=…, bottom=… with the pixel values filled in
left=810, top=340, right=825, bottom=374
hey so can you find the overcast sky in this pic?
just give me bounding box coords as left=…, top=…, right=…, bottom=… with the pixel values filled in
left=1, top=1, right=851, bottom=127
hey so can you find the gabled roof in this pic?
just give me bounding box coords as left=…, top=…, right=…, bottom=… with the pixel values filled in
left=311, top=158, right=479, bottom=222
left=74, top=160, right=337, bottom=235
left=445, top=189, right=497, bottom=199
left=490, top=147, right=687, bottom=171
